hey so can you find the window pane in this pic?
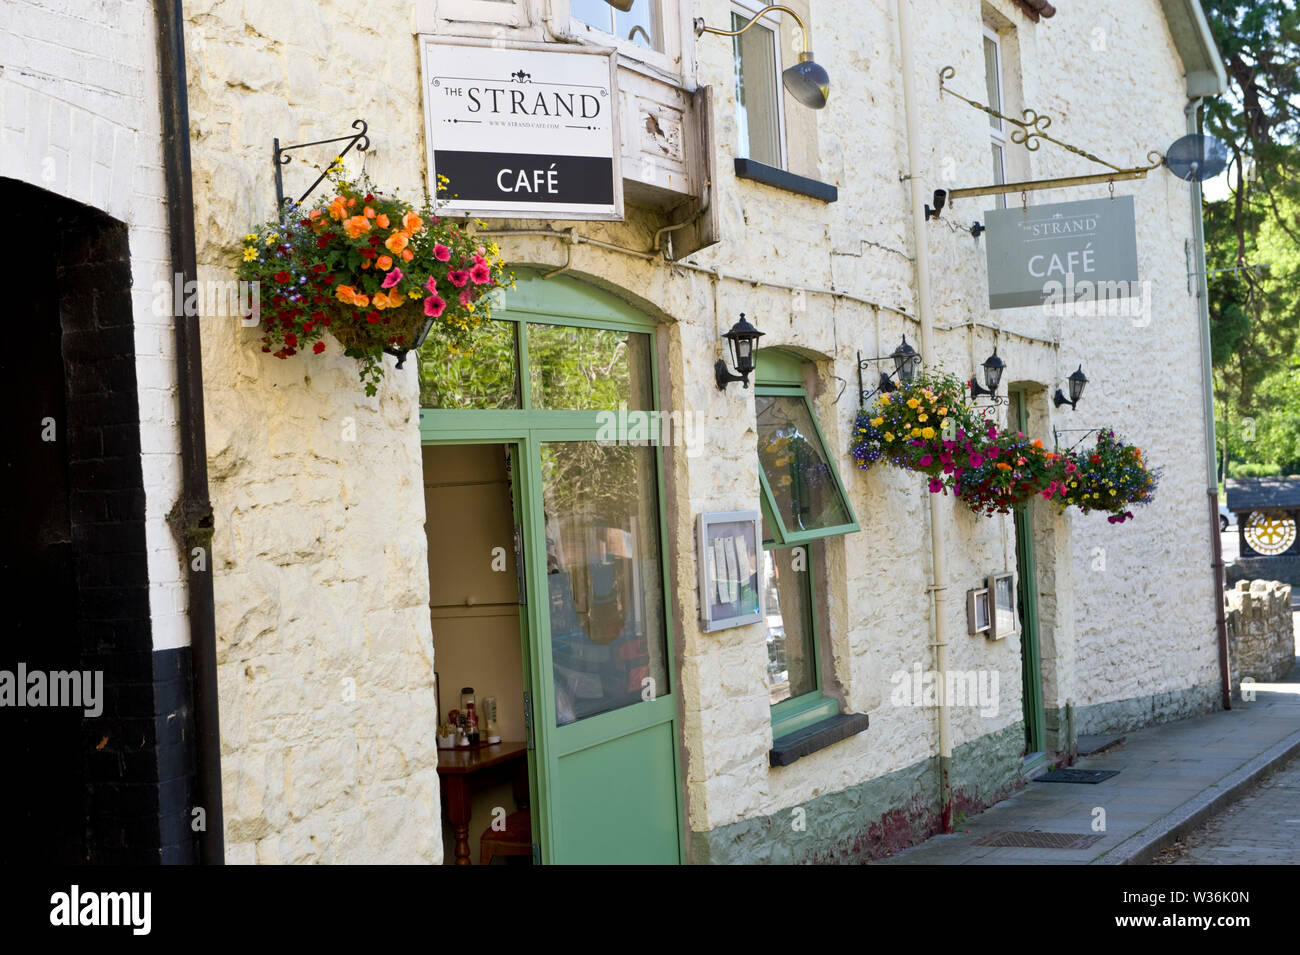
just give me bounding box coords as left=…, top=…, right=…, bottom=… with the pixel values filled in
left=764, top=544, right=817, bottom=705
left=983, top=35, right=1002, bottom=129
left=615, top=4, right=661, bottom=51
left=756, top=395, right=852, bottom=534
left=733, top=13, right=781, bottom=168
left=527, top=323, right=653, bottom=410
left=570, top=0, right=614, bottom=33
left=542, top=442, right=668, bottom=726
left=991, top=142, right=1006, bottom=210
left=418, top=320, right=519, bottom=409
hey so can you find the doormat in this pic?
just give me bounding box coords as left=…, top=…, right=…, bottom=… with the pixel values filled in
left=1034, top=768, right=1120, bottom=784
left=973, top=830, right=1104, bottom=850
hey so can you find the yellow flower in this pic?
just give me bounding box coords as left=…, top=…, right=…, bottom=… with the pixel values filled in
left=264, top=234, right=279, bottom=247
left=921, top=427, right=936, bottom=439
left=918, top=413, right=929, bottom=422
left=884, top=432, right=895, bottom=442
left=870, top=417, right=884, bottom=427
left=907, top=398, right=920, bottom=409
left=881, top=393, right=892, bottom=404
left=911, top=427, right=922, bottom=437
left=408, top=290, right=422, bottom=299
left=245, top=233, right=257, bottom=242
left=242, top=246, right=257, bottom=261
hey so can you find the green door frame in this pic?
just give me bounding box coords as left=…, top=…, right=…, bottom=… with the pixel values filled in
left=1010, top=390, right=1046, bottom=759
left=418, top=271, right=684, bottom=864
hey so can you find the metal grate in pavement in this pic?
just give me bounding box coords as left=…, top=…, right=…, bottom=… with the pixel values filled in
left=1035, top=768, right=1120, bottom=784
left=973, top=830, right=1104, bottom=850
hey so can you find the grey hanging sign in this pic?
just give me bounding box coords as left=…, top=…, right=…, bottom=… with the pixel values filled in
left=984, top=196, right=1139, bottom=310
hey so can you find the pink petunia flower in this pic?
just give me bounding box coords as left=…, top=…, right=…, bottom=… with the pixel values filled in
left=918, top=454, right=933, bottom=467
left=424, top=294, right=446, bottom=318
left=928, top=478, right=944, bottom=493
left=459, top=288, right=475, bottom=307
left=433, top=244, right=451, bottom=262
left=969, top=452, right=984, bottom=467
left=448, top=270, right=470, bottom=288
left=381, top=267, right=403, bottom=289
left=469, top=262, right=492, bottom=285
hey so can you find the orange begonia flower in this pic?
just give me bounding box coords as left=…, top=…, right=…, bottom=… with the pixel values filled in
left=385, top=231, right=410, bottom=254
left=996, top=462, right=1012, bottom=470
left=1032, top=439, right=1043, bottom=448
left=336, top=285, right=356, bottom=304
left=401, top=249, right=414, bottom=261
left=402, top=212, right=423, bottom=233
left=353, top=293, right=370, bottom=307
left=364, top=206, right=376, bottom=219
left=328, top=198, right=347, bottom=221
left=344, top=215, right=372, bottom=238
left=376, top=255, right=393, bottom=271
left=376, top=213, right=390, bottom=229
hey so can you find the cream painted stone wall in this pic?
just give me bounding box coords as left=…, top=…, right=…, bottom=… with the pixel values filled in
left=180, top=0, right=1219, bottom=860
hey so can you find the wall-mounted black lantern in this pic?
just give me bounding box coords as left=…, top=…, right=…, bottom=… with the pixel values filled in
left=1053, top=365, right=1089, bottom=409
left=857, top=335, right=922, bottom=404
left=969, top=347, right=1006, bottom=405
left=383, top=316, right=436, bottom=369
left=715, top=313, right=765, bottom=390
left=695, top=5, right=830, bottom=109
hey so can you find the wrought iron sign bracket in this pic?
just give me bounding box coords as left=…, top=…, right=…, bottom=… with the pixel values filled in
left=936, top=67, right=1164, bottom=204
left=273, top=118, right=370, bottom=212
left=1053, top=426, right=1103, bottom=452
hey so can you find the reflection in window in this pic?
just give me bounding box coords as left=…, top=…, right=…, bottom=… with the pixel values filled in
left=541, top=442, right=668, bottom=726
left=755, top=395, right=852, bottom=534
left=732, top=9, right=782, bottom=167
left=527, top=323, right=652, bottom=411
left=418, top=320, right=519, bottom=409
left=571, top=0, right=662, bottom=51
left=763, top=540, right=817, bottom=705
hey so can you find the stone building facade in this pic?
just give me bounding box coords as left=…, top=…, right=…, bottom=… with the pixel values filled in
left=4, top=0, right=1229, bottom=864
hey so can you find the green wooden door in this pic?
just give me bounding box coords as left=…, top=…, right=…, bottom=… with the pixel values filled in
left=419, top=271, right=683, bottom=864
left=1009, top=391, right=1045, bottom=757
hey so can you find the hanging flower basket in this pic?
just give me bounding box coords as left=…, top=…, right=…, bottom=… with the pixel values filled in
left=237, top=165, right=510, bottom=395
left=850, top=368, right=1159, bottom=523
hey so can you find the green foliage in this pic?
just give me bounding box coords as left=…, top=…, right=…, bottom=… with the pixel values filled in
left=1202, top=1, right=1300, bottom=477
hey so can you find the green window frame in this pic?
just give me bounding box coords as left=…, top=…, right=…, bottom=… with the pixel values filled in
left=755, top=351, right=858, bottom=740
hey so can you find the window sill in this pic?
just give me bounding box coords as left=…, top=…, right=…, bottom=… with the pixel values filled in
left=769, top=712, right=869, bottom=767
left=733, top=158, right=838, bottom=203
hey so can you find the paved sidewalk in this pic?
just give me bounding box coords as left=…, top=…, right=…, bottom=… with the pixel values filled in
left=1157, top=753, right=1300, bottom=864
left=876, top=656, right=1300, bottom=866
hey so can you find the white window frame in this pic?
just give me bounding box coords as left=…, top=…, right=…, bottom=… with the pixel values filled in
left=984, top=25, right=1008, bottom=209
left=731, top=0, right=788, bottom=170
left=564, top=0, right=685, bottom=77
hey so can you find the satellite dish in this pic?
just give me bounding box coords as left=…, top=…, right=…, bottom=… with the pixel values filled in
left=1163, top=133, right=1228, bottom=182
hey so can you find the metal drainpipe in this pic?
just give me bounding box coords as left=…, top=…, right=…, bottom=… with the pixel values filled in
left=156, top=0, right=226, bottom=862
left=1185, top=96, right=1232, bottom=711
left=897, top=0, right=954, bottom=831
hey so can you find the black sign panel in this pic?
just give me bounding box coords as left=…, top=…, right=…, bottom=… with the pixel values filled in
left=433, top=151, right=615, bottom=206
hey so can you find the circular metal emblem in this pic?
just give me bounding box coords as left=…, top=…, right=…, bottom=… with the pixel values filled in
left=1242, top=511, right=1298, bottom=556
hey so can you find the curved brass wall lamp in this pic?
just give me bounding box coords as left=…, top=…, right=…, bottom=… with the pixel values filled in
left=694, top=4, right=830, bottom=109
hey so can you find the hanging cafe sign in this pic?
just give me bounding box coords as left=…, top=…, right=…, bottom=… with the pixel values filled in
left=419, top=39, right=622, bottom=220
left=930, top=66, right=1168, bottom=311
left=984, top=196, right=1140, bottom=310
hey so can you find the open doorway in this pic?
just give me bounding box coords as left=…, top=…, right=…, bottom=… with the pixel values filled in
left=423, top=442, right=533, bottom=865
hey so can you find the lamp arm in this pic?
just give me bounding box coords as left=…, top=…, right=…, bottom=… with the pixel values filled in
left=694, top=4, right=811, bottom=53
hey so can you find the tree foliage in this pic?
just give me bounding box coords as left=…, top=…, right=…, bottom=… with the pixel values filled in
left=1202, top=0, right=1300, bottom=476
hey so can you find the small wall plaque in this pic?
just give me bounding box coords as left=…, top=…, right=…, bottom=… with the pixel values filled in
left=697, top=511, right=762, bottom=632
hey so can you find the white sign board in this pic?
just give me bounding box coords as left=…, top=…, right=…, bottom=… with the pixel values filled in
left=420, top=38, right=622, bottom=220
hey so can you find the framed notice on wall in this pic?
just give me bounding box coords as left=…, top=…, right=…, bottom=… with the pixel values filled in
left=697, top=511, right=762, bottom=632
left=419, top=37, right=622, bottom=220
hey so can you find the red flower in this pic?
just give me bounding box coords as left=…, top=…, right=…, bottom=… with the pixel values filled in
left=317, top=237, right=330, bottom=248
left=366, top=313, right=380, bottom=324
left=284, top=333, right=297, bottom=346
left=275, top=271, right=291, bottom=283
left=313, top=341, right=326, bottom=354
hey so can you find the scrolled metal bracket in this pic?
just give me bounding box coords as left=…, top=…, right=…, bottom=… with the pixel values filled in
left=273, top=118, right=370, bottom=213
left=938, top=67, right=1156, bottom=175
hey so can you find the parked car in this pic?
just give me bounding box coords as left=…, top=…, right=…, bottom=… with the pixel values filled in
left=1219, top=502, right=1232, bottom=532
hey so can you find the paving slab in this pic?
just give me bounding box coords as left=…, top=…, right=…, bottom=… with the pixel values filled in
left=875, top=655, right=1300, bottom=865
